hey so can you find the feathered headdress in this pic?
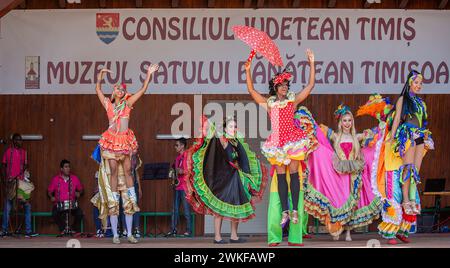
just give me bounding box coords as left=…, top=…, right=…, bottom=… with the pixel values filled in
left=356, top=93, right=393, bottom=122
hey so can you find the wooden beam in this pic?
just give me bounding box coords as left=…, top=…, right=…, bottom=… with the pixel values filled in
left=327, top=0, right=336, bottom=8
left=136, top=0, right=143, bottom=8
left=208, top=0, right=215, bottom=8
left=171, top=0, right=179, bottom=8
left=0, top=0, right=25, bottom=18
left=99, top=0, right=106, bottom=8
left=399, top=0, right=409, bottom=9
left=19, top=0, right=25, bottom=8
left=58, top=0, right=66, bottom=8
left=292, top=0, right=300, bottom=8
left=438, top=0, right=448, bottom=9
left=244, top=0, right=252, bottom=8
left=257, top=0, right=264, bottom=8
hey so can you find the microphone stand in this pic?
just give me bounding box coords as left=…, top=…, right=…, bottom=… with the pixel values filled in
left=63, top=175, right=73, bottom=237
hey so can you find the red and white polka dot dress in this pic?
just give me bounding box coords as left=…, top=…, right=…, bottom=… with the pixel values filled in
left=262, top=92, right=314, bottom=166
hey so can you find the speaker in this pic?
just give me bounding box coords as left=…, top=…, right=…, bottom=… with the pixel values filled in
left=417, top=214, right=434, bottom=233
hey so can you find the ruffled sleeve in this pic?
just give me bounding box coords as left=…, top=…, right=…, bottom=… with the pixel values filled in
left=319, top=124, right=335, bottom=143
left=359, top=127, right=380, bottom=148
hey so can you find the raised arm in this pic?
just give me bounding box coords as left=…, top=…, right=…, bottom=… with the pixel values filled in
left=294, top=49, right=316, bottom=106
left=320, top=123, right=336, bottom=142
left=127, top=63, right=159, bottom=107
left=245, top=60, right=267, bottom=106
left=95, top=69, right=111, bottom=104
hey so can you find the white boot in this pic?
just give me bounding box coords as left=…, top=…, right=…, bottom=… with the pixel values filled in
left=345, top=229, right=352, bottom=241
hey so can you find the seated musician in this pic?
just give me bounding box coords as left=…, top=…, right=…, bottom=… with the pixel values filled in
left=48, top=159, right=84, bottom=236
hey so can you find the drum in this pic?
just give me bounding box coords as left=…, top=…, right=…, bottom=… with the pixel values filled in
left=18, top=180, right=35, bottom=200
left=6, top=179, right=35, bottom=201
left=56, top=200, right=79, bottom=212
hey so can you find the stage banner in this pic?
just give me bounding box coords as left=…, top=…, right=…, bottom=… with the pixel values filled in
left=0, top=9, right=449, bottom=94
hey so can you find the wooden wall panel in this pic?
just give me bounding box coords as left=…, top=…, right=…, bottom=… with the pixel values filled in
left=1, top=93, right=449, bottom=235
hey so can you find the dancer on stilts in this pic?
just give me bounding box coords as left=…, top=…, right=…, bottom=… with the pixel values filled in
left=92, top=63, right=159, bottom=244
left=359, top=71, right=434, bottom=245
left=245, top=49, right=318, bottom=246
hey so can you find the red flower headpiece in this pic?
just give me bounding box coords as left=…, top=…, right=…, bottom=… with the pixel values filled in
left=273, top=72, right=292, bottom=86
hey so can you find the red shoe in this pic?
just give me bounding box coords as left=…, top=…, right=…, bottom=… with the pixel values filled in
left=387, top=239, right=397, bottom=245
left=303, top=234, right=313, bottom=239
left=268, top=243, right=280, bottom=247
left=396, top=235, right=411, bottom=243
left=288, top=242, right=304, bottom=247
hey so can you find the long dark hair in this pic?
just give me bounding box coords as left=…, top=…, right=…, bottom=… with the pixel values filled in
left=269, top=68, right=291, bottom=96
left=398, top=69, right=422, bottom=119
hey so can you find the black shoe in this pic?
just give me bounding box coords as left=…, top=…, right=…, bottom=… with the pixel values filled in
left=164, top=231, right=176, bottom=237
left=230, top=237, right=247, bottom=243
left=120, top=230, right=128, bottom=238
left=213, top=239, right=228, bottom=244
left=133, top=229, right=142, bottom=238
left=0, top=231, right=11, bottom=237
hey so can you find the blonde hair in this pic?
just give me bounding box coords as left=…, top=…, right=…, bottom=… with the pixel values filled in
left=334, top=111, right=361, bottom=160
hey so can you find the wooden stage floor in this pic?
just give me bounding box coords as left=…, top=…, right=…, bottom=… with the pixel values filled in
left=0, top=233, right=449, bottom=248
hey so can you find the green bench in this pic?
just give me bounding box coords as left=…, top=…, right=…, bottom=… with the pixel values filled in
left=30, top=212, right=86, bottom=235
left=0, top=211, right=84, bottom=235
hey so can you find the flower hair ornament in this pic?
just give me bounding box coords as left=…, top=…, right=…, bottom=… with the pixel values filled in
left=334, top=104, right=351, bottom=120
left=272, top=70, right=292, bottom=86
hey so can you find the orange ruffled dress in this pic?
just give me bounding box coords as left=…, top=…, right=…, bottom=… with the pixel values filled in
left=99, top=97, right=138, bottom=155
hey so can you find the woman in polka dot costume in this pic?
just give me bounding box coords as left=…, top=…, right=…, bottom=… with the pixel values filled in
left=245, top=49, right=317, bottom=246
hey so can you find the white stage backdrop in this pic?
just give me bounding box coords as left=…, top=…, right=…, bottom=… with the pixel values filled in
left=0, top=9, right=449, bottom=94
